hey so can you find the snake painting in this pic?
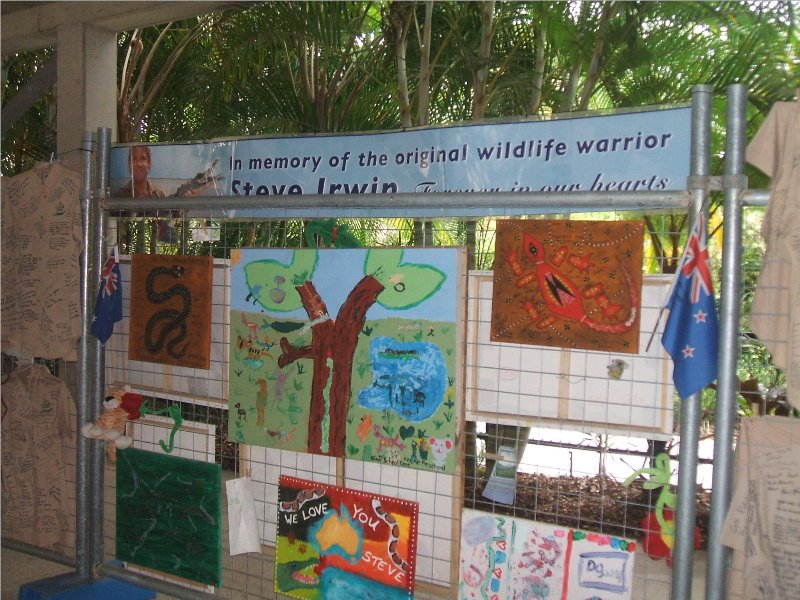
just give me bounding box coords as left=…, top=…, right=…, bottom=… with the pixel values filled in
left=144, top=264, right=192, bottom=358
left=372, top=498, right=408, bottom=572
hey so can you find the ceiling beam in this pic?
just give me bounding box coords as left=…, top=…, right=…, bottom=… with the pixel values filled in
left=1, top=1, right=245, bottom=55
left=1, top=53, right=57, bottom=135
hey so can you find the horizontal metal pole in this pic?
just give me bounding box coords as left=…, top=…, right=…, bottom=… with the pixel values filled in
left=1, top=538, right=77, bottom=569
left=474, top=432, right=715, bottom=465
left=98, top=563, right=218, bottom=600
left=105, top=189, right=692, bottom=218
left=742, top=188, right=770, bottom=206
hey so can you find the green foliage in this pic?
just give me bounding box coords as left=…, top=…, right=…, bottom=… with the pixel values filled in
left=2, top=48, right=56, bottom=175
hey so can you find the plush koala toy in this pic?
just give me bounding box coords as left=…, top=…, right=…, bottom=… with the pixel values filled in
left=80, top=386, right=144, bottom=462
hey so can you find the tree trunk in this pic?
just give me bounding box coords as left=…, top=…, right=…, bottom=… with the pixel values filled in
left=528, top=22, right=546, bottom=115
left=278, top=276, right=384, bottom=456
left=417, top=0, right=434, bottom=126
left=471, top=0, right=496, bottom=120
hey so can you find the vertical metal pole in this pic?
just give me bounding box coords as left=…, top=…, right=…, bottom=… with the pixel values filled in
left=706, top=84, right=747, bottom=600
left=671, top=84, right=713, bottom=600
left=76, top=131, right=96, bottom=580
left=89, top=128, right=112, bottom=572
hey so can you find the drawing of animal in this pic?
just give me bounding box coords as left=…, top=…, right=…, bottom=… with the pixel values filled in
left=413, top=390, right=426, bottom=414
left=144, top=265, right=191, bottom=358
left=356, top=414, right=373, bottom=443
left=253, top=336, right=276, bottom=351
left=506, top=233, right=638, bottom=333
left=429, top=437, right=453, bottom=468
left=372, top=498, right=408, bottom=572
left=234, top=402, right=247, bottom=421
left=235, top=334, right=274, bottom=364
left=274, top=368, right=288, bottom=401
left=266, top=428, right=296, bottom=443
left=418, top=436, right=430, bottom=460
left=373, top=425, right=406, bottom=454
left=279, top=486, right=327, bottom=512
left=240, top=312, right=260, bottom=337
left=275, top=557, right=319, bottom=592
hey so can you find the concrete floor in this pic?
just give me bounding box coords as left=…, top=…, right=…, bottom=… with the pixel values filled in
left=3, top=544, right=708, bottom=600
left=1, top=548, right=171, bottom=600
left=1, top=548, right=72, bottom=600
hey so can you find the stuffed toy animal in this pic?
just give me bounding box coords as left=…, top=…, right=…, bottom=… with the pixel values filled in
left=80, top=386, right=144, bottom=462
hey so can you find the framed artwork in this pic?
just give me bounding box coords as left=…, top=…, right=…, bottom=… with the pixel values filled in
left=129, top=254, right=213, bottom=369
left=459, top=509, right=636, bottom=600
left=228, top=247, right=464, bottom=474
left=467, top=273, right=675, bottom=438
left=116, top=448, right=222, bottom=587
left=491, top=220, right=644, bottom=353
left=276, top=475, right=418, bottom=599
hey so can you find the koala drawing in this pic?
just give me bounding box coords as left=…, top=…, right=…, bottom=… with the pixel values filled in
left=429, top=436, right=453, bottom=468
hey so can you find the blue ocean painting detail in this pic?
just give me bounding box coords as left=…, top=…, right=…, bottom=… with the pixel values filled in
left=357, top=337, right=446, bottom=422
left=320, top=567, right=410, bottom=600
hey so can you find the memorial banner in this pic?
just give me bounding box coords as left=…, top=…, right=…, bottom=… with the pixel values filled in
left=110, top=107, right=691, bottom=215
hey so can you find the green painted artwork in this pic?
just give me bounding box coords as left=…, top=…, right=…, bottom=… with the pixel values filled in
left=229, top=247, right=463, bottom=474
left=116, top=448, right=222, bottom=587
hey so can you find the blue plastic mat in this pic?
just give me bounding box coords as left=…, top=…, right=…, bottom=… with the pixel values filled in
left=19, top=573, right=155, bottom=600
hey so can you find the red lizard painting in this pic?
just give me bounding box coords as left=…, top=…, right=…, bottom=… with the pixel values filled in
left=491, top=220, right=644, bottom=353
left=507, top=232, right=638, bottom=333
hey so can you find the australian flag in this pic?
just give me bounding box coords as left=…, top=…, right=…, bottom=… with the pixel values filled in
left=662, top=213, right=719, bottom=399
left=90, top=248, right=123, bottom=343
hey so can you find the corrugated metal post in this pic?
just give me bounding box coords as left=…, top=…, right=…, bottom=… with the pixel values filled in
left=706, top=84, right=747, bottom=600
left=89, top=127, right=112, bottom=572
left=671, top=84, right=712, bottom=600
left=76, top=131, right=96, bottom=580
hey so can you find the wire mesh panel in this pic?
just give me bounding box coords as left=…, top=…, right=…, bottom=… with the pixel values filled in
left=98, top=207, right=714, bottom=600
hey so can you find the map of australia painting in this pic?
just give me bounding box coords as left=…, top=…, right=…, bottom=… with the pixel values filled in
left=228, top=247, right=463, bottom=474
left=276, top=476, right=418, bottom=600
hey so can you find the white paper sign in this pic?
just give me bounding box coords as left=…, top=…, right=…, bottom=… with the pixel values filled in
left=226, top=477, right=262, bottom=556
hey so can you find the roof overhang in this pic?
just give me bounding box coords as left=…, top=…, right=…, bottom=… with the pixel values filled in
left=1, top=1, right=245, bottom=56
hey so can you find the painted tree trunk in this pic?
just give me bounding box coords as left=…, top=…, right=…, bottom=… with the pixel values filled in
left=278, top=275, right=384, bottom=456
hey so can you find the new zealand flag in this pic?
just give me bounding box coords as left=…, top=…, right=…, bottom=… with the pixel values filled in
left=90, top=248, right=123, bottom=343
left=662, top=213, right=719, bottom=399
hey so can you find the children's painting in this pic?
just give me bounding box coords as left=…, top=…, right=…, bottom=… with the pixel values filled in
left=459, top=508, right=636, bottom=600
left=129, top=254, right=213, bottom=368
left=228, top=247, right=462, bottom=474
left=275, top=475, right=418, bottom=599
left=116, top=448, right=222, bottom=587
left=491, top=220, right=644, bottom=353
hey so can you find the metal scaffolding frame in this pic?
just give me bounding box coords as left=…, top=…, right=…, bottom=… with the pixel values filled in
left=66, top=84, right=761, bottom=599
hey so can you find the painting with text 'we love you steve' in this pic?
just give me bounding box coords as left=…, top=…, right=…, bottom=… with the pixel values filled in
left=276, top=475, right=419, bottom=600
left=491, top=219, right=644, bottom=353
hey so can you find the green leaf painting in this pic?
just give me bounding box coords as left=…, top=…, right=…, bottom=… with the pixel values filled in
left=365, top=249, right=446, bottom=309
left=244, top=250, right=319, bottom=312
